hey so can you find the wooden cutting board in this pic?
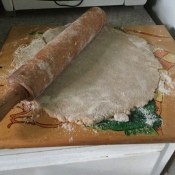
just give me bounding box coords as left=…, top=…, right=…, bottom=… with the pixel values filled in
left=0, top=25, right=175, bottom=148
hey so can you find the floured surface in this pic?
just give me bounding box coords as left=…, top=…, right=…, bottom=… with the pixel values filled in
left=19, top=26, right=161, bottom=125
left=11, top=26, right=66, bottom=71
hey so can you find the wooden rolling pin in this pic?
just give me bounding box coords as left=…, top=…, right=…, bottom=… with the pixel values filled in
left=0, top=7, right=107, bottom=121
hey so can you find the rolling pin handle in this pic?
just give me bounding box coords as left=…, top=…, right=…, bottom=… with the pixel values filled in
left=0, top=84, right=29, bottom=121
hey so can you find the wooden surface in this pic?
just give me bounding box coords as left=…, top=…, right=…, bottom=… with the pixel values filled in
left=0, top=25, right=175, bottom=148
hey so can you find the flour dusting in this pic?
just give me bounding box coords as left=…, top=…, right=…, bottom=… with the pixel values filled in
left=138, top=107, right=160, bottom=127
left=68, top=137, right=74, bottom=143
left=11, top=38, right=46, bottom=71
left=114, top=113, right=129, bottom=122
left=158, top=70, right=175, bottom=95
left=61, top=123, right=75, bottom=132
left=36, top=59, right=54, bottom=82
left=11, top=26, right=67, bottom=73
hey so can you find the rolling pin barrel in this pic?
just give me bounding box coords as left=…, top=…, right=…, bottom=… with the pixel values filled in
left=0, top=7, right=107, bottom=120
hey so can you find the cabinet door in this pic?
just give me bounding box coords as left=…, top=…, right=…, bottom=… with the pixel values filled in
left=124, top=0, right=147, bottom=6
left=12, top=0, right=125, bottom=10
left=1, top=0, right=14, bottom=11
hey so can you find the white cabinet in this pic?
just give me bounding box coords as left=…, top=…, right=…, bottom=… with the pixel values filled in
left=0, top=144, right=174, bottom=175
left=124, top=0, right=147, bottom=6
left=1, top=0, right=147, bottom=12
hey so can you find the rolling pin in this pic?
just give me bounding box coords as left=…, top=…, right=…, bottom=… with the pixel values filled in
left=0, top=7, right=107, bottom=121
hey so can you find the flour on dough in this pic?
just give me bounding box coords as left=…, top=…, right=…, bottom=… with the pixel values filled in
left=12, top=26, right=161, bottom=125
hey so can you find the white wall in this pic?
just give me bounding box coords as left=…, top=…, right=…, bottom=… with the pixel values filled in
left=153, top=0, right=175, bottom=30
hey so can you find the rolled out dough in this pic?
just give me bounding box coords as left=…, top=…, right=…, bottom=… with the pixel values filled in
left=12, top=26, right=161, bottom=125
